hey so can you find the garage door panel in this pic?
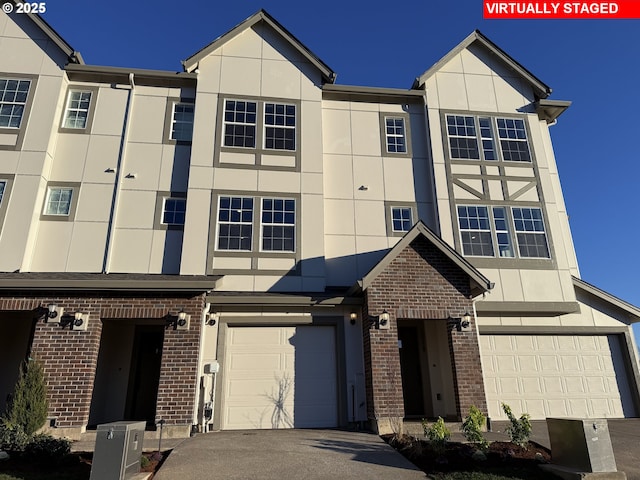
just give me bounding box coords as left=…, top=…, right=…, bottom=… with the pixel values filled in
left=481, top=334, right=636, bottom=420
left=223, top=325, right=338, bottom=430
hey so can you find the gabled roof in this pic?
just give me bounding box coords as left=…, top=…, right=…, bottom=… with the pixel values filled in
left=10, top=0, right=83, bottom=64
left=350, top=221, right=493, bottom=297
left=413, top=30, right=550, bottom=99
left=182, top=9, right=336, bottom=83
left=573, top=276, right=640, bottom=323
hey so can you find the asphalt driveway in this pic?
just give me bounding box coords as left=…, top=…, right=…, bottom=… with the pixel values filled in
left=153, top=429, right=425, bottom=480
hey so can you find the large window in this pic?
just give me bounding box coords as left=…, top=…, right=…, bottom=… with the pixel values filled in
left=222, top=99, right=297, bottom=152
left=216, top=195, right=297, bottom=253
left=0, top=79, right=30, bottom=129
left=217, top=196, right=254, bottom=251
left=170, top=103, right=194, bottom=142
left=445, top=114, right=531, bottom=162
left=223, top=100, right=257, bottom=148
left=261, top=198, right=295, bottom=252
left=457, top=205, right=549, bottom=259
left=62, top=90, right=92, bottom=129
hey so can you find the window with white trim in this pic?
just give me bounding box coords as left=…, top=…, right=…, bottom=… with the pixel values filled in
left=261, top=198, right=295, bottom=252
left=0, top=79, right=30, bottom=129
left=170, top=103, right=194, bottom=142
left=223, top=100, right=257, bottom=148
left=217, top=196, right=254, bottom=251
left=264, top=103, right=296, bottom=151
left=63, top=90, right=92, bottom=129
left=391, top=206, right=413, bottom=233
left=512, top=207, right=549, bottom=258
left=457, top=205, right=549, bottom=259
left=162, top=198, right=186, bottom=226
left=445, top=114, right=531, bottom=162
left=385, top=117, right=407, bottom=153
left=44, top=187, right=73, bottom=216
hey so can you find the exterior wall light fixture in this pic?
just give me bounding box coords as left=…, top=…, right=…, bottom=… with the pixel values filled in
left=378, top=310, right=390, bottom=330
left=452, top=312, right=472, bottom=331
left=166, top=309, right=190, bottom=330
left=207, top=312, right=219, bottom=326
left=349, top=312, right=358, bottom=325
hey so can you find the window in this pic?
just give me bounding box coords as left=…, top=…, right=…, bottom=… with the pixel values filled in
left=44, top=187, right=73, bottom=216
left=223, top=100, right=257, bottom=148
left=261, top=198, right=295, bottom=252
left=63, top=90, right=92, bottom=129
left=512, top=207, right=549, bottom=258
left=457, top=206, right=493, bottom=256
left=0, top=79, right=30, bottom=129
left=385, top=117, right=407, bottom=153
left=162, top=198, right=186, bottom=226
left=0, top=181, right=5, bottom=205
left=445, top=114, right=531, bottom=162
left=264, top=103, right=296, bottom=151
left=391, top=206, right=413, bottom=233
left=457, top=205, right=549, bottom=259
left=170, top=103, right=194, bottom=142
left=217, top=196, right=254, bottom=251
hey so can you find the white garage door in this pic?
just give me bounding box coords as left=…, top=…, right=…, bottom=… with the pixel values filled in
left=480, top=334, right=636, bottom=420
left=222, top=325, right=338, bottom=430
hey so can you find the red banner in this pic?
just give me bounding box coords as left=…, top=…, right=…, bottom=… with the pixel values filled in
left=484, top=1, right=640, bottom=18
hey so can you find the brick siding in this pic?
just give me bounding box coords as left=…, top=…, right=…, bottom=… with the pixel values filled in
left=1, top=292, right=204, bottom=429
left=362, top=236, right=487, bottom=424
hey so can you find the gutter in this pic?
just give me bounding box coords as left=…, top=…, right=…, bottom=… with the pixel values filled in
left=103, top=73, right=135, bottom=273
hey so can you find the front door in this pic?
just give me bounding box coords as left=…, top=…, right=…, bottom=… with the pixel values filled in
left=398, top=326, right=425, bottom=417
left=125, top=326, right=164, bottom=427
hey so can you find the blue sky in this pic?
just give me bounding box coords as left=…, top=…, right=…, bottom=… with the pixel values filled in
left=42, top=1, right=640, bottom=341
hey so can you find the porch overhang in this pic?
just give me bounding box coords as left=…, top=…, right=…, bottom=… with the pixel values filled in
left=0, top=272, right=221, bottom=293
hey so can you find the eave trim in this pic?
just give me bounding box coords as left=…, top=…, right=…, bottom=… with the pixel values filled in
left=475, top=301, right=580, bottom=315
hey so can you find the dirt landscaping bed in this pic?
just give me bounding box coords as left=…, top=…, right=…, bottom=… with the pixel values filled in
left=384, top=435, right=552, bottom=480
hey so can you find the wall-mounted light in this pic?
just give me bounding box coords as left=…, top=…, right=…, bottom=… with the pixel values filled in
left=34, top=304, right=64, bottom=323
left=166, top=309, right=191, bottom=330
left=60, top=312, right=89, bottom=331
left=207, top=312, right=219, bottom=326
left=349, top=312, right=358, bottom=325
left=378, top=310, right=390, bottom=330
left=451, top=312, right=472, bottom=332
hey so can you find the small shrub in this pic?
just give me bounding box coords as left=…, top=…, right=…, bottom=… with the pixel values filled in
left=140, top=454, right=151, bottom=469
left=462, top=405, right=489, bottom=450
left=422, top=417, right=450, bottom=454
left=501, top=403, right=532, bottom=448
left=0, top=420, right=29, bottom=453
left=23, top=434, right=71, bottom=463
left=4, top=359, right=49, bottom=436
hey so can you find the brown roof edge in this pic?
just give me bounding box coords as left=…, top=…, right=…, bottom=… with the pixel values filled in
left=573, top=276, right=640, bottom=322
left=10, top=0, right=82, bottom=64
left=0, top=272, right=220, bottom=292
left=65, top=64, right=197, bottom=87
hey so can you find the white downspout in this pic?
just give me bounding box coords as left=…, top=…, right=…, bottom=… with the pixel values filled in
left=195, top=302, right=210, bottom=431
left=103, top=73, right=135, bottom=273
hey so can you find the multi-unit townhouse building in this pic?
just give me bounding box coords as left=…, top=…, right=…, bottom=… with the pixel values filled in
left=1, top=3, right=639, bottom=439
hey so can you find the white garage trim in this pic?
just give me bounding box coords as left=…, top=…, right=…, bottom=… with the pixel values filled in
left=480, top=333, right=637, bottom=420
left=212, top=317, right=347, bottom=430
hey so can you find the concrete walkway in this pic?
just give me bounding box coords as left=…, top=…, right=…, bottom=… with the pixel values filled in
left=153, top=429, right=424, bottom=480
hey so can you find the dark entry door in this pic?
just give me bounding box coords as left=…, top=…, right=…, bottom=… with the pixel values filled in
left=398, top=326, right=425, bottom=417
left=125, top=326, right=164, bottom=426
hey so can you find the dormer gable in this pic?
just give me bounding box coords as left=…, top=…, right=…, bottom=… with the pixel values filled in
left=182, top=9, right=335, bottom=84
